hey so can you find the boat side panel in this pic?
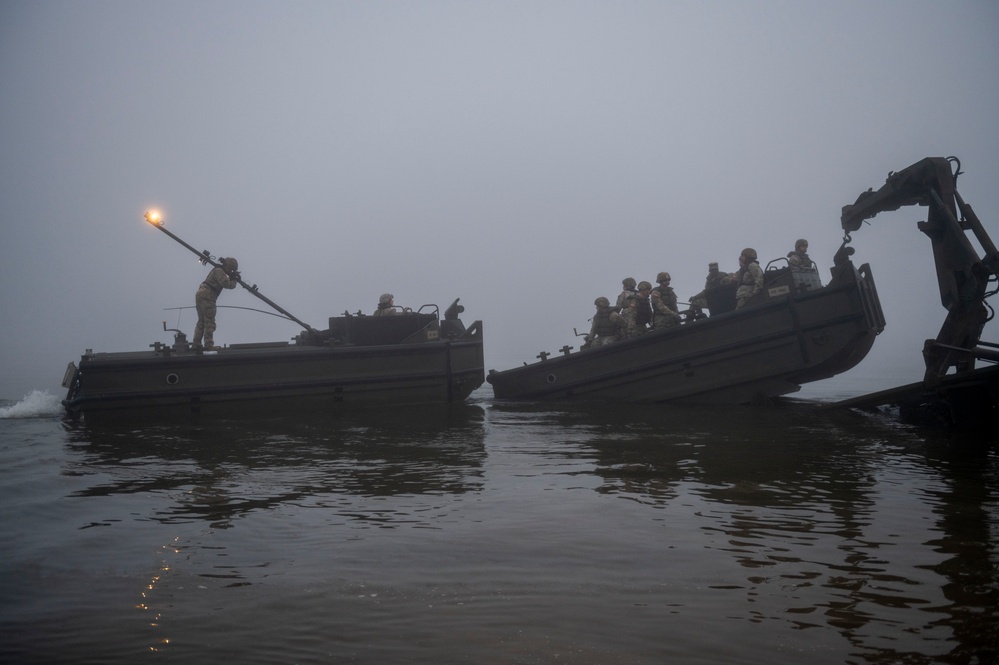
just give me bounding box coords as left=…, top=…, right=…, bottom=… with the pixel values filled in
left=69, top=339, right=484, bottom=418
left=488, top=268, right=880, bottom=404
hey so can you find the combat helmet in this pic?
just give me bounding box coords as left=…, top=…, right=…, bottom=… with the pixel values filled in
left=622, top=277, right=637, bottom=289
left=656, top=271, right=671, bottom=283
left=637, top=281, right=652, bottom=291
left=594, top=297, right=610, bottom=308
left=741, top=248, right=758, bottom=261
left=222, top=257, right=239, bottom=271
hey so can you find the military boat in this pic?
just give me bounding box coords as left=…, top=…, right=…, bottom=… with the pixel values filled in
left=488, top=157, right=999, bottom=428
left=62, top=300, right=484, bottom=421
left=487, top=251, right=885, bottom=404
left=61, top=215, right=484, bottom=421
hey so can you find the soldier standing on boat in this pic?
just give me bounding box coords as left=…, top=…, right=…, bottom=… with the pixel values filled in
left=584, top=297, right=626, bottom=348
left=614, top=277, right=638, bottom=312
left=651, top=272, right=681, bottom=330
left=636, top=281, right=653, bottom=331
left=735, top=248, right=764, bottom=309
left=620, top=294, right=649, bottom=337
left=690, top=262, right=724, bottom=310
left=193, top=257, right=239, bottom=349
left=787, top=239, right=814, bottom=271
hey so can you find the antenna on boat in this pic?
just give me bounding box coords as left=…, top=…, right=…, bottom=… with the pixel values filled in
left=144, top=211, right=319, bottom=335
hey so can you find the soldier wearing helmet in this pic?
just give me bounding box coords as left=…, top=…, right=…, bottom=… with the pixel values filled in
left=614, top=277, right=638, bottom=312
left=735, top=247, right=764, bottom=309
left=584, top=296, right=626, bottom=349
left=787, top=239, right=815, bottom=271
left=620, top=293, right=649, bottom=338
left=193, top=256, right=240, bottom=350
left=373, top=293, right=412, bottom=316
left=373, top=293, right=397, bottom=316
left=651, top=271, right=680, bottom=330
left=619, top=280, right=654, bottom=337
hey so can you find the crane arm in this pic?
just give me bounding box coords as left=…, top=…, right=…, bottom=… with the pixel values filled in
left=841, top=157, right=958, bottom=232
left=840, top=157, right=998, bottom=382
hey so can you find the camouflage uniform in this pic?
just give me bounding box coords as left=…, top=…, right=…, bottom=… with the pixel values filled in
left=787, top=239, right=815, bottom=271
left=620, top=294, right=648, bottom=337
left=586, top=297, right=626, bottom=348
left=614, top=277, right=638, bottom=312
left=373, top=293, right=397, bottom=316
left=651, top=272, right=680, bottom=330
left=735, top=248, right=764, bottom=309
left=635, top=281, right=653, bottom=330
left=193, top=260, right=238, bottom=348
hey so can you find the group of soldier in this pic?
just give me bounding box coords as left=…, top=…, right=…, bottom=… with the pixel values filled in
left=584, top=239, right=814, bottom=349
left=190, top=240, right=814, bottom=352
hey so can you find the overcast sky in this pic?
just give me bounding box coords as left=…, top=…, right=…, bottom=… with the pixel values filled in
left=2, top=0, right=998, bottom=401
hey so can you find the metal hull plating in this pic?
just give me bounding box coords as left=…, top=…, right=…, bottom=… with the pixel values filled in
left=487, top=261, right=884, bottom=404
left=64, top=322, right=484, bottom=421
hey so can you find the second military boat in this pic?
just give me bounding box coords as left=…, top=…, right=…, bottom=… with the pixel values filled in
left=486, top=247, right=884, bottom=404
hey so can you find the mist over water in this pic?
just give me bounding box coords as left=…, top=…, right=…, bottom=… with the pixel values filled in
left=2, top=2, right=998, bottom=402
left=2, top=4, right=998, bottom=661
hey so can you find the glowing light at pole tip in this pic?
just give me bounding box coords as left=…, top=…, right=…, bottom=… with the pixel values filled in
left=145, top=210, right=162, bottom=225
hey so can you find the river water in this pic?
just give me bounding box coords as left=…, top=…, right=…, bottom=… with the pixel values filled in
left=0, top=388, right=996, bottom=664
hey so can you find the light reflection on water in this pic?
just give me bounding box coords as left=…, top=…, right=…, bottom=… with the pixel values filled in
left=0, top=398, right=996, bottom=664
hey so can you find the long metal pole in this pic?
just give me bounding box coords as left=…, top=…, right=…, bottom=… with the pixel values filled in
left=144, top=212, right=317, bottom=333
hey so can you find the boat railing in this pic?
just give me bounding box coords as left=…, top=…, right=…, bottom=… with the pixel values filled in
left=321, top=299, right=478, bottom=346
left=764, top=259, right=823, bottom=293
left=328, top=310, right=440, bottom=346
left=415, top=303, right=441, bottom=319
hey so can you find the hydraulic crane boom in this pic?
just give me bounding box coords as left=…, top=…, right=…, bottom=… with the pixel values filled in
left=840, top=156, right=999, bottom=383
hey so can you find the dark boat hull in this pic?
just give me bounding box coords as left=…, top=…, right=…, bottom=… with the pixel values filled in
left=63, top=318, right=484, bottom=421
left=822, top=363, right=999, bottom=431
left=487, top=261, right=884, bottom=404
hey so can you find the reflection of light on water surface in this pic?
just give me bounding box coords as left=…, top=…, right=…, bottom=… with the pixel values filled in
left=137, top=537, right=182, bottom=654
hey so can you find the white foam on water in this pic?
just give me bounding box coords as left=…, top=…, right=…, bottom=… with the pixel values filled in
left=0, top=390, right=65, bottom=418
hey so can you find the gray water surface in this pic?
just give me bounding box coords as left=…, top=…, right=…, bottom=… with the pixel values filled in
left=1, top=394, right=996, bottom=664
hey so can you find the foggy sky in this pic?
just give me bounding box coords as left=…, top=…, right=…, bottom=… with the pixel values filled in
left=2, top=0, right=998, bottom=401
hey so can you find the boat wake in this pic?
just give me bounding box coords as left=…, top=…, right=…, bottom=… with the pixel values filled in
left=0, top=390, right=64, bottom=419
